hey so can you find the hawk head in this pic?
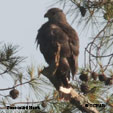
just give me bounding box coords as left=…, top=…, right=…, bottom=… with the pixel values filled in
left=44, top=8, right=67, bottom=22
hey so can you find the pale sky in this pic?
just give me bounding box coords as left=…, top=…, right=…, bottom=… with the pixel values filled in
left=0, top=0, right=51, bottom=66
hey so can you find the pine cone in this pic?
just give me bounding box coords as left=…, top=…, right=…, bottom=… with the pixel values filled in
left=91, top=72, right=98, bottom=80
left=41, top=101, right=47, bottom=107
left=105, top=78, right=113, bottom=85
left=9, top=89, right=19, bottom=99
left=80, top=83, right=89, bottom=94
left=79, top=73, right=89, bottom=82
left=79, top=6, right=86, bottom=17
left=98, top=74, right=107, bottom=81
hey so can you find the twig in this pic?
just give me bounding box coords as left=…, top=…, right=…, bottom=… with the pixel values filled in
left=0, top=78, right=36, bottom=91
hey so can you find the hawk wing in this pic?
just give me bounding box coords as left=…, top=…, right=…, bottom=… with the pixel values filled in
left=36, top=22, right=79, bottom=84
left=36, top=23, right=72, bottom=64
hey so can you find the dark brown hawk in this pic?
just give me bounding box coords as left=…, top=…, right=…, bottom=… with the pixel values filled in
left=36, top=8, right=79, bottom=97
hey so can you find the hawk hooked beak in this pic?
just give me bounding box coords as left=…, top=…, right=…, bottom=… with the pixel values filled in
left=44, top=12, right=48, bottom=18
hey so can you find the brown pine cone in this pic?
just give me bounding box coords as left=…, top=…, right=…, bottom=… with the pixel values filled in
left=9, top=89, right=19, bottom=99
left=98, top=74, right=107, bottom=81
left=91, top=72, right=98, bottom=80
left=42, top=101, right=47, bottom=107
left=79, top=73, right=89, bottom=82
left=105, top=78, right=113, bottom=85
left=80, top=83, right=89, bottom=94
left=79, top=6, right=86, bottom=17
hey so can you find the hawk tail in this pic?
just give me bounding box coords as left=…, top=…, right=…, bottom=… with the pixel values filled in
left=55, top=58, right=72, bottom=101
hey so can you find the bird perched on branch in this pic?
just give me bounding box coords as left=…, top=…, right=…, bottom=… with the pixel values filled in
left=36, top=8, right=79, bottom=100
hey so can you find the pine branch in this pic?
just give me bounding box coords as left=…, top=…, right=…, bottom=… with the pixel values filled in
left=41, top=65, right=99, bottom=113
